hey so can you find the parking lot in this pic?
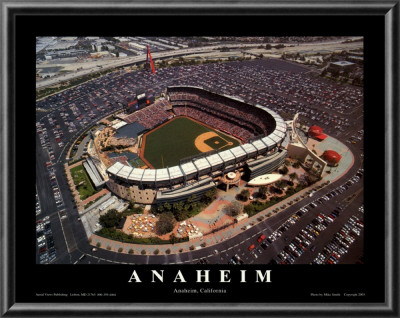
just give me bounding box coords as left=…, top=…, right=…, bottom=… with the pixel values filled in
left=35, top=58, right=364, bottom=264
left=199, top=169, right=364, bottom=265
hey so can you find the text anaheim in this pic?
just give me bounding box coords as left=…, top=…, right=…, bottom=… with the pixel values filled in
left=128, top=269, right=272, bottom=283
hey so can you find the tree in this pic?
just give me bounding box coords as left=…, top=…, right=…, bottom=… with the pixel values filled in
left=187, top=194, right=196, bottom=205
left=173, top=209, right=190, bottom=222
left=275, top=180, right=287, bottom=190
left=243, top=204, right=255, bottom=216
left=289, top=172, right=298, bottom=181
left=237, top=189, right=250, bottom=201
left=292, top=161, right=301, bottom=168
left=99, top=209, right=122, bottom=228
left=279, top=165, right=289, bottom=175
left=155, top=211, right=176, bottom=235
left=150, top=206, right=158, bottom=215
left=223, top=202, right=242, bottom=217
left=204, top=188, right=217, bottom=203
left=173, top=201, right=184, bottom=213
left=259, top=186, right=268, bottom=196
left=169, top=233, right=178, bottom=244
left=305, top=174, right=319, bottom=185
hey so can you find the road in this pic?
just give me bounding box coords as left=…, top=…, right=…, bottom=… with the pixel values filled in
left=36, top=38, right=363, bottom=90
left=45, top=102, right=364, bottom=265
left=34, top=56, right=364, bottom=265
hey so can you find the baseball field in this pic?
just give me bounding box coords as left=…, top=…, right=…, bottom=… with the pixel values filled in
left=141, top=116, right=240, bottom=168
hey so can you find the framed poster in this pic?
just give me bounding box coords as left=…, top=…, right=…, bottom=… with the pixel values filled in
left=2, top=1, right=398, bottom=317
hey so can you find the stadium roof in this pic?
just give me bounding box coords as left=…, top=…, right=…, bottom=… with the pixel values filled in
left=230, top=147, right=247, bottom=160
left=168, top=166, right=184, bottom=179
left=118, top=165, right=132, bottom=179
left=252, top=140, right=267, bottom=151
left=128, top=168, right=144, bottom=181
left=259, top=137, right=275, bottom=149
left=207, top=153, right=223, bottom=166
left=218, top=149, right=235, bottom=162
left=156, top=168, right=170, bottom=181
left=142, top=169, right=156, bottom=182
left=107, top=161, right=125, bottom=175
left=193, top=158, right=211, bottom=171
left=241, top=144, right=257, bottom=156
left=180, top=161, right=197, bottom=175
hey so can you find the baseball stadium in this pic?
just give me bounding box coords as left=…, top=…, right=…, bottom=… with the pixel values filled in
left=88, top=86, right=288, bottom=205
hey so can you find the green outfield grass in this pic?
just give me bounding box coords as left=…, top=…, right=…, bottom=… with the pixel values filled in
left=142, top=117, right=240, bottom=168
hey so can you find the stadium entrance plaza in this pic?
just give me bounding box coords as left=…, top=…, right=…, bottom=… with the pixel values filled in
left=88, top=135, right=354, bottom=256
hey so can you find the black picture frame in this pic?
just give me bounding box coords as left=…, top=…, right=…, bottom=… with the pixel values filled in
left=2, top=1, right=399, bottom=317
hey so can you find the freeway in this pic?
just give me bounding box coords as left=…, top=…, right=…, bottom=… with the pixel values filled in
left=36, top=38, right=363, bottom=90
left=36, top=43, right=263, bottom=90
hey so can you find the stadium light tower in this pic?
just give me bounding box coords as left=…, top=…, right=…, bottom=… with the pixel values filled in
left=146, top=45, right=156, bottom=74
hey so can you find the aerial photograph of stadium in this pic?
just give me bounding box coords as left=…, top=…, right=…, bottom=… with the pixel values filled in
left=35, top=36, right=364, bottom=265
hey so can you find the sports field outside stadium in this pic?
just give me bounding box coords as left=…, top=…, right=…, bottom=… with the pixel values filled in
left=141, top=116, right=241, bottom=168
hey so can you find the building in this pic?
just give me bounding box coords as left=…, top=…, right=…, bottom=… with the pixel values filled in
left=114, top=37, right=130, bottom=42
left=129, top=42, right=146, bottom=50
left=46, top=41, right=78, bottom=51
left=286, top=114, right=327, bottom=177
left=60, top=37, right=78, bottom=41
left=103, top=86, right=288, bottom=205
left=329, top=61, right=356, bottom=72
left=83, top=157, right=106, bottom=189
